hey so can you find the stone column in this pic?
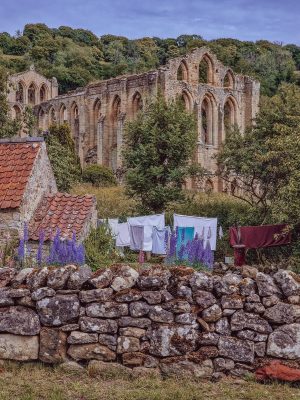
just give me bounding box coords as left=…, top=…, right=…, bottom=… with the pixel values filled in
left=116, top=112, right=126, bottom=169
left=97, top=115, right=105, bottom=165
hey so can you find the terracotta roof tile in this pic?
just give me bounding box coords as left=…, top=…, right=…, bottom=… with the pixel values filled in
left=28, top=193, right=96, bottom=241
left=0, top=142, right=41, bottom=209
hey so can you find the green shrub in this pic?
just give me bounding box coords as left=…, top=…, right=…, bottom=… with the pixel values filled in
left=84, top=223, right=118, bottom=270
left=82, top=164, right=117, bottom=187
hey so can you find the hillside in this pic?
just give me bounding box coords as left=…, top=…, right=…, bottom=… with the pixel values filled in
left=0, top=23, right=299, bottom=96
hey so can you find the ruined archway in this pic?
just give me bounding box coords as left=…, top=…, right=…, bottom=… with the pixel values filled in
left=204, top=179, right=214, bottom=193
left=109, top=95, right=121, bottom=171
left=28, top=83, right=37, bottom=106
left=40, top=84, right=48, bottom=103
left=223, top=96, right=237, bottom=138
left=59, top=104, right=67, bottom=124
left=199, top=54, right=214, bottom=85
left=180, top=90, right=193, bottom=112
left=70, top=102, right=80, bottom=152
left=201, top=94, right=217, bottom=145
left=16, top=82, right=24, bottom=103
left=38, top=108, right=46, bottom=131
left=177, top=60, right=189, bottom=81
left=131, top=91, right=143, bottom=119
left=49, top=106, right=56, bottom=125
left=223, top=70, right=234, bottom=88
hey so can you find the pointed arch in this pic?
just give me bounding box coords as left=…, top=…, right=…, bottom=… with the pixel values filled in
left=28, top=82, right=37, bottom=105
left=131, top=91, right=143, bottom=119
left=199, top=53, right=214, bottom=85
left=38, top=107, right=47, bottom=131
left=16, top=81, right=25, bottom=103
left=39, top=84, right=48, bottom=103
left=59, top=103, right=67, bottom=124
left=177, top=60, right=189, bottom=81
left=223, top=95, right=238, bottom=139
left=223, top=69, right=234, bottom=88
left=70, top=102, right=80, bottom=150
left=109, top=95, right=121, bottom=171
left=204, top=179, right=214, bottom=193
left=12, top=105, right=21, bottom=120
left=48, top=106, right=56, bottom=125
left=180, top=90, right=193, bottom=112
left=200, top=93, right=217, bottom=145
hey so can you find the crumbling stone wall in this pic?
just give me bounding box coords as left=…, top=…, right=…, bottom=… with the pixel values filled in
left=33, top=48, right=260, bottom=192
left=0, top=264, right=298, bottom=379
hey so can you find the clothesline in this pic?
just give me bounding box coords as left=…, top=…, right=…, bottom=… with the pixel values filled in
left=100, top=213, right=221, bottom=254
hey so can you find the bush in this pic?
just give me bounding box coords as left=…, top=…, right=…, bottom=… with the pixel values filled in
left=71, top=185, right=137, bottom=218
left=84, top=223, right=118, bottom=270
left=82, top=164, right=117, bottom=187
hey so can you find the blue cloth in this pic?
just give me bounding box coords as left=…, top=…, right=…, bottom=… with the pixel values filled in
left=152, top=226, right=171, bottom=255
left=176, top=227, right=194, bottom=259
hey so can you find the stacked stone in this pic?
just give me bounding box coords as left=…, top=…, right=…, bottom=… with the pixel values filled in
left=0, top=263, right=299, bottom=379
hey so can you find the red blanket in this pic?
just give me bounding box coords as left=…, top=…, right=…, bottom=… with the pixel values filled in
left=230, top=224, right=291, bottom=249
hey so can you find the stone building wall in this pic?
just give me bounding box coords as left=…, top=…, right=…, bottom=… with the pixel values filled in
left=0, top=140, right=57, bottom=243
left=33, top=48, right=260, bottom=192
left=0, top=264, right=299, bottom=379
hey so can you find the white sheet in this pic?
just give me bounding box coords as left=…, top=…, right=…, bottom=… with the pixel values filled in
left=116, top=222, right=131, bottom=247
left=173, top=214, right=218, bottom=251
left=128, top=214, right=165, bottom=251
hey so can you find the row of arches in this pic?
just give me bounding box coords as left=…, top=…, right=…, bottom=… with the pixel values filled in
left=37, top=91, right=145, bottom=170
left=180, top=90, right=238, bottom=145
left=16, top=81, right=49, bottom=105
left=177, top=54, right=234, bottom=88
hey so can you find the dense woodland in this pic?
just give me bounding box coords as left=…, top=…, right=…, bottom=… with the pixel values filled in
left=1, top=23, right=300, bottom=96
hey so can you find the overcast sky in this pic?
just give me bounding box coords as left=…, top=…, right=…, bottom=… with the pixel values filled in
left=0, top=0, right=298, bottom=44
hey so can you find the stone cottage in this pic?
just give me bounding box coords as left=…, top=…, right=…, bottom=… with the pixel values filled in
left=0, top=137, right=97, bottom=245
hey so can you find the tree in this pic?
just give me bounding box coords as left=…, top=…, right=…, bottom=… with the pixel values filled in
left=0, top=66, right=20, bottom=138
left=217, top=83, right=300, bottom=224
left=123, top=94, right=201, bottom=213
left=44, top=124, right=82, bottom=191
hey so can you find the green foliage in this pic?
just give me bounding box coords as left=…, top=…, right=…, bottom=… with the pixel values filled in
left=71, top=185, right=137, bottom=219
left=0, top=66, right=20, bottom=138
left=0, top=24, right=299, bottom=95
left=82, top=164, right=117, bottom=187
left=217, top=83, right=300, bottom=225
left=44, top=124, right=81, bottom=191
left=123, top=94, right=200, bottom=213
left=84, top=223, right=117, bottom=270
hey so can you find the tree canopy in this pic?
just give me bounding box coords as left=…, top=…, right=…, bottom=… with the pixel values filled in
left=217, top=83, right=300, bottom=225
left=0, top=24, right=299, bottom=96
left=123, top=95, right=201, bottom=213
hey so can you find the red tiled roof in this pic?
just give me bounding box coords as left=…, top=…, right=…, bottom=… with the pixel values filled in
left=28, top=193, right=96, bottom=241
left=0, top=142, right=41, bottom=209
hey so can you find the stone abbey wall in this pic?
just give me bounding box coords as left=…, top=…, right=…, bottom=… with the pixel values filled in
left=0, top=264, right=299, bottom=379
left=33, top=48, right=260, bottom=191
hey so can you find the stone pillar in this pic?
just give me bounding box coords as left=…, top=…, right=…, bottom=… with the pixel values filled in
left=97, top=116, right=105, bottom=165
left=116, top=113, right=126, bottom=169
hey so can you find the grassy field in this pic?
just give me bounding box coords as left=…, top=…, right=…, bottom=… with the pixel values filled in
left=0, top=362, right=299, bottom=400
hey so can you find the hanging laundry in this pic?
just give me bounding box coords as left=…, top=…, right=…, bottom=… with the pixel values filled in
left=152, top=226, right=170, bottom=255
left=128, top=214, right=165, bottom=252
left=176, top=226, right=195, bottom=259
left=129, top=225, right=144, bottom=251
left=173, top=214, right=218, bottom=251
left=116, top=222, right=131, bottom=247
left=229, top=224, right=291, bottom=249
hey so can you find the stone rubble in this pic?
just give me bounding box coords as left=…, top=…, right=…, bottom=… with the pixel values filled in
left=0, top=263, right=298, bottom=379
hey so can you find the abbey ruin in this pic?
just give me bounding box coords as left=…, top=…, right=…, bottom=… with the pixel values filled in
left=8, top=48, right=260, bottom=191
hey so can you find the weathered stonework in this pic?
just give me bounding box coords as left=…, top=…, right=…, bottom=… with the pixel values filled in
left=0, top=263, right=297, bottom=379
left=19, top=48, right=259, bottom=192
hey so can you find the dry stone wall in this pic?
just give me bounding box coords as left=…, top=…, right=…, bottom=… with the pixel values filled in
left=0, top=264, right=299, bottom=379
